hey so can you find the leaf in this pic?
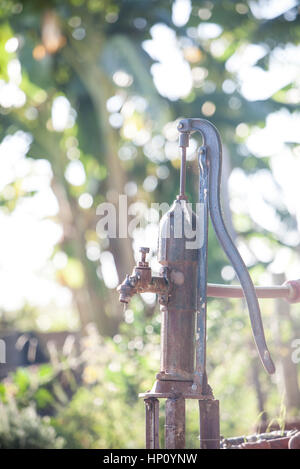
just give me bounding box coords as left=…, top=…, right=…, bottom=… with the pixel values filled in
left=13, top=368, right=30, bottom=395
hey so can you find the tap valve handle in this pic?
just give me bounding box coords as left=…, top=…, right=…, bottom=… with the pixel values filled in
left=139, top=247, right=150, bottom=266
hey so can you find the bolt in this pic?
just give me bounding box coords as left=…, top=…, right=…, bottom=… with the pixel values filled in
left=139, top=247, right=149, bottom=263
left=178, top=122, right=184, bottom=129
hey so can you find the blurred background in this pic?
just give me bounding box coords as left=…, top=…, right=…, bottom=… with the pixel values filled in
left=0, top=0, right=300, bottom=449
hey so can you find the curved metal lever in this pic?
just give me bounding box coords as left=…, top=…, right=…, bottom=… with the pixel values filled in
left=178, top=118, right=275, bottom=375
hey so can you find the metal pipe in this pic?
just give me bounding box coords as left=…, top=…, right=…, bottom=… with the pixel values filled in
left=207, top=283, right=294, bottom=300
left=144, top=398, right=160, bottom=449
left=206, top=280, right=300, bottom=303
left=165, top=397, right=185, bottom=449
left=178, top=130, right=189, bottom=200
left=179, top=146, right=186, bottom=198
left=199, top=400, right=220, bottom=449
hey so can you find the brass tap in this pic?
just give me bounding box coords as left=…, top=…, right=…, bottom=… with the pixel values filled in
left=117, top=247, right=170, bottom=305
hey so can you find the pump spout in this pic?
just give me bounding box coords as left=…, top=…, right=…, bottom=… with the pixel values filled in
left=118, top=274, right=137, bottom=304
left=117, top=247, right=170, bottom=305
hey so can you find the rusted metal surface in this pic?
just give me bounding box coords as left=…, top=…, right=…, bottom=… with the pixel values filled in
left=195, top=145, right=209, bottom=390
left=157, top=199, right=198, bottom=383
left=116, top=116, right=299, bottom=449
left=221, top=430, right=299, bottom=449
left=165, top=396, right=185, bottom=449
left=117, top=247, right=170, bottom=304
left=239, top=437, right=289, bottom=449
left=207, top=282, right=298, bottom=301
left=177, top=118, right=275, bottom=375
left=289, top=431, right=300, bottom=449
left=199, top=400, right=220, bottom=449
left=285, top=279, right=300, bottom=303
left=139, top=379, right=213, bottom=400
left=119, top=275, right=300, bottom=305
left=144, top=398, right=160, bottom=449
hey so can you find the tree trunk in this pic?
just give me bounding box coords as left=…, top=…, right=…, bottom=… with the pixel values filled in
left=63, top=38, right=134, bottom=287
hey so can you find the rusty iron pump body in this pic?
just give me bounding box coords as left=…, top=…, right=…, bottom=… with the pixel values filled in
left=117, top=118, right=300, bottom=449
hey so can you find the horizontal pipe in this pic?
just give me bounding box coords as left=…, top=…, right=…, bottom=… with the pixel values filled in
left=207, top=280, right=300, bottom=303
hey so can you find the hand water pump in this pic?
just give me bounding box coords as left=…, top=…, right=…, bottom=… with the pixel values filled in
left=117, top=118, right=300, bottom=449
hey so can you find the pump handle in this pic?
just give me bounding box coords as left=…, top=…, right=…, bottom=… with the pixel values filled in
left=177, top=118, right=275, bottom=375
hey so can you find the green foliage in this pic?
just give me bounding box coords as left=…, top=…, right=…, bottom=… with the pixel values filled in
left=0, top=306, right=297, bottom=447
left=53, top=385, right=145, bottom=449
left=0, top=400, right=64, bottom=449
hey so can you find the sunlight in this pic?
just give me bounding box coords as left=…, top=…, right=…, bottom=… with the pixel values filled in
left=0, top=132, right=71, bottom=318
left=143, top=24, right=193, bottom=100
left=172, top=0, right=191, bottom=27
left=51, top=95, right=76, bottom=131
left=99, top=251, right=119, bottom=289
left=65, top=160, right=86, bottom=186
left=249, top=0, right=298, bottom=19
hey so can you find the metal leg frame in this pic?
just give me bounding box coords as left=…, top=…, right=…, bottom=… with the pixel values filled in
left=199, top=399, right=220, bottom=449
left=144, top=398, right=160, bottom=449
left=165, top=396, right=185, bottom=449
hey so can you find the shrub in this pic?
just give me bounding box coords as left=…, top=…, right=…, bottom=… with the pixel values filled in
left=0, top=400, right=65, bottom=449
